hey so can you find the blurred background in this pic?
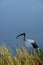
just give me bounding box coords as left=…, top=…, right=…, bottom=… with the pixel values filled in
left=0, top=0, right=43, bottom=49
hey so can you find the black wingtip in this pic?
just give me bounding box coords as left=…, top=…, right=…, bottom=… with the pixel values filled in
left=31, top=42, right=38, bottom=49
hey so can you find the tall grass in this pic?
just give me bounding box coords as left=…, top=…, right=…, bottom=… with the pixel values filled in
left=0, top=44, right=43, bottom=65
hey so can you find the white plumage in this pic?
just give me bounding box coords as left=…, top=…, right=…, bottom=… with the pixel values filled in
left=25, top=39, right=35, bottom=48
left=16, top=33, right=39, bottom=49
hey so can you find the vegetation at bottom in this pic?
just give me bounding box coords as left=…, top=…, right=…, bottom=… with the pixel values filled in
left=0, top=44, right=43, bottom=65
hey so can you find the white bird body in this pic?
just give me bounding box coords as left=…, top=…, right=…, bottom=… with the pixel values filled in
left=16, top=33, right=39, bottom=56
left=16, top=33, right=39, bottom=49
left=25, top=39, right=35, bottom=48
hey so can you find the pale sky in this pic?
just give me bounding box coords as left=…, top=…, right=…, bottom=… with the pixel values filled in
left=0, top=0, right=43, bottom=49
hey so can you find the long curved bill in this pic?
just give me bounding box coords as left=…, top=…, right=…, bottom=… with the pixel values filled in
left=16, top=33, right=26, bottom=41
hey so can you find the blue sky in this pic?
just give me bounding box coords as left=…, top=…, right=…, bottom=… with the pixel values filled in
left=0, top=0, right=43, bottom=49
